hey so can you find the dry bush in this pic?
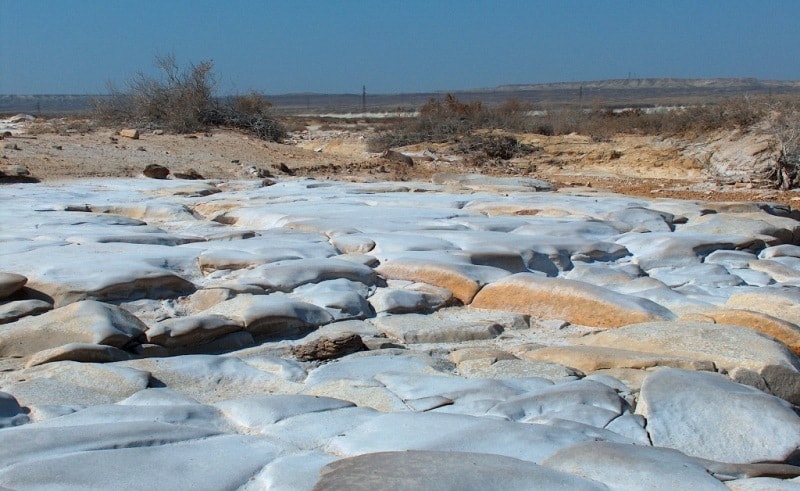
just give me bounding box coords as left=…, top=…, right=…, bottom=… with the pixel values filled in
left=26, top=117, right=95, bottom=135
left=229, top=91, right=273, bottom=116
left=456, top=134, right=539, bottom=160
left=764, top=97, right=800, bottom=189
left=93, top=55, right=285, bottom=141
left=367, top=94, right=533, bottom=152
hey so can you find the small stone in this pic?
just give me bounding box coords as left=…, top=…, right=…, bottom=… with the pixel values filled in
left=292, top=333, right=367, bottom=361
left=119, top=128, right=139, bottom=139
left=0, top=272, right=27, bottom=299
left=143, top=164, right=170, bottom=179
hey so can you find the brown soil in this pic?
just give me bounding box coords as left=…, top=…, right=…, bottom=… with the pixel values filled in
left=2, top=124, right=799, bottom=208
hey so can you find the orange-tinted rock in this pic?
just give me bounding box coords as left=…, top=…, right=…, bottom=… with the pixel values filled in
left=471, top=273, right=674, bottom=328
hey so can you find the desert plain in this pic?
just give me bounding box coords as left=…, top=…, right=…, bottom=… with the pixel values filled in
left=1, top=116, right=800, bottom=489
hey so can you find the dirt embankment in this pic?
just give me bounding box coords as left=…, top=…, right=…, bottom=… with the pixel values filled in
left=1, top=119, right=798, bottom=207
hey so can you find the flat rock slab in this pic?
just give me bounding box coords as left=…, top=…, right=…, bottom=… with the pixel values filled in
left=485, top=379, right=626, bottom=428
left=0, top=433, right=284, bottom=491
left=116, top=354, right=298, bottom=403
left=7, top=242, right=198, bottom=307
left=24, top=342, right=132, bottom=367
left=520, top=345, right=716, bottom=373
left=371, top=307, right=528, bottom=343
left=576, top=321, right=800, bottom=404
left=688, top=308, right=800, bottom=355
left=377, top=257, right=510, bottom=304
left=472, top=273, right=674, bottom=328
left=325, top=410, right=624, bottom=464
left=214, top=394, right=355, bottom=431
left=637, top=368, right=800, bottom=464
left=239, top=257, right=377, bottom=292
left=146, top=314, right=243, bottom=349
left=1, top=361, right=150, bottom=407
left=203, top=294, right=334, bottom=340
left=313, top=450, right=606, bottom=491
left=543, top=441, right=727, bottom=490
left=0, top=300, right=147, bottom=357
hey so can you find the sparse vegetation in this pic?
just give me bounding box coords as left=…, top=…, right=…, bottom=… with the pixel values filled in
left=456, top=134, right=539, bottom=160
left=93, top=54, right=285, bottom=141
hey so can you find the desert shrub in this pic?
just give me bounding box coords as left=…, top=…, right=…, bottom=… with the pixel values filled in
left=764, top=97, right=800, bottom=189
left=367, top=94, right=532, bottom=151
left=93, top=55, right=285, bottom=141
left=26, top=117, right=95, bottom=135
left=229, top=91, right=273, bottom=116
left=456, top=134, right=539, bottom=160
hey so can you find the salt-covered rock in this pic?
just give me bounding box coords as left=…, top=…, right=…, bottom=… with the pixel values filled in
left=202, top=294, right=333, bottom=340
left=637, top=368, right=800, bottom=464
left=543, top=441, right=727, bottom=490
left=146, top=314, right=243, bottom=349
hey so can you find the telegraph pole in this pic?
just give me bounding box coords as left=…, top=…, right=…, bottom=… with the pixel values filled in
left=362, top=85, right=366, bottom=113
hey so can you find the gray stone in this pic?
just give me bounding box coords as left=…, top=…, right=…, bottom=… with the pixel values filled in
left=543, top=441, right=727, bottom=490
left=239, top=257, right=377, bottom=292
left=371, top=307, right=527, bottom=343
left=368, top=287, right=448, bottom=314
left=203, top=294, right=333, bottom=340
left=313, top=451, right=607, bottom=491
left=0, top=433, right=283, bottom=490
left=0, top=391, right=29, bottom=428
left=292, top=333, right=367, bottom=361
left=146, top=314, right=243, bottom=348
left=325, top=411, right=624, bottom=464
left=636, top=368, right=800, bottom=464
left=214, top=394, right=354, bottom=431
left=0, top=272, right=26, bottom=298
left=289, top=279, right=374, bottom=320
left=117, top=354, right=299, bottom=403
left=0, top=299, right=52, bottom=324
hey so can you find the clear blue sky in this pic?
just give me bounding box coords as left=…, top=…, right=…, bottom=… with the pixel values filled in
left=2, top=0, right=800, bottom=95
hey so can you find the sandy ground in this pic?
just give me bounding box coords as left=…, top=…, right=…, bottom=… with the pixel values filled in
left=2, top=122, right=799, bottom=207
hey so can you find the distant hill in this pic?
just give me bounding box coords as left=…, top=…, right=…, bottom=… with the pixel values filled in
left=3, top=78, right=800, bottom=116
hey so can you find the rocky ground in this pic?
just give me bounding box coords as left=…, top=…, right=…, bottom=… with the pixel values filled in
left=2, top=119, right=800, bottom=489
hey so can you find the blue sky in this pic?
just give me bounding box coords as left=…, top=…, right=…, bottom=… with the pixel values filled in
left=2, top=0, right=800, bottom=95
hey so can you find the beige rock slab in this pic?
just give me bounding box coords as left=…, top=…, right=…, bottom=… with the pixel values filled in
left=471, top=273, right=674, bottom=328
left=0, top=300, right=147, bottom=357
left=682, top=308, right=800, bottom=356
left=577, top=321, right=800, bottom=404
left=519, top=345, right=716, bottom=373
left=376, top=261, right=478, bottom=304
left=726, top=289, right=800, bottom=327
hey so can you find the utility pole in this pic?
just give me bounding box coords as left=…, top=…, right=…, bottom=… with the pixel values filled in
left=362, top=85, right=366, bottom=113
